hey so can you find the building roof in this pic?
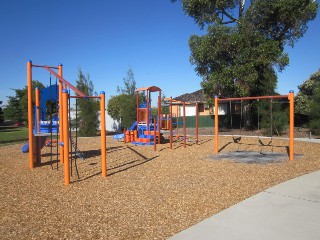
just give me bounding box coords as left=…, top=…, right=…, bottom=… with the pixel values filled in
left=174, top=89, right=207, bottom=102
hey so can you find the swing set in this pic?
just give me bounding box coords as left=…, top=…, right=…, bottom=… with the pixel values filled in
left=26, top=60, right=107, bottom=185
left=214, top=91, right=295, bottom=161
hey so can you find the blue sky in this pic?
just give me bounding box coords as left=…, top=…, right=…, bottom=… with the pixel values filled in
left=0, top=0, right=319, bottom=106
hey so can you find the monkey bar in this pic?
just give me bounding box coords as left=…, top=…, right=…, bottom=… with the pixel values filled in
left=27, top=60, right=107, bottom=185
left=162, top=98, right=200, bottom=149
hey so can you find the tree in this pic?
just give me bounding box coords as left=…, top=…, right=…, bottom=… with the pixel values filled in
left=259, top=100, right=289, bottom=136
left=76, top=69, right=99, bottom=136
left=108, top=94, right=136, bottom=129
left=173, top=0, right=318, bottom=98
left=309, top=86, right=320, bottom=134
left=107, top=68, right=137, bottom=129
left=297, top=69, right=320, bottom=133
left=151, top=94, right=169, bottom=117
left=295, top=69, right=320, bottom=115
left=117, top=67, right=136, bottom=96
left=0, top=101, right=4, bottom=124
left=3, top=80, right=45, bottom=124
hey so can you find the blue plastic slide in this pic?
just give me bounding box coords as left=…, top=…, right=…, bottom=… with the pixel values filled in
left=112, top=121, right=137, bottom=140
left=128, top=121, right=137, bottom=130
left=21, top=136, right=47, bottom=153
left=112, top=133, right=124, bottom=140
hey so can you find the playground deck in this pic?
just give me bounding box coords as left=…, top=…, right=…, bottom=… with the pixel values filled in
left=1, top=136, right=320, bottom=239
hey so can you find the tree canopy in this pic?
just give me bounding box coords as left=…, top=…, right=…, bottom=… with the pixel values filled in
left=3, top=80, right=45, bottom=124
left=76, top=69, right=99, bottom=136
left=295, top=69, right=320, bottom=115
left=117, top=68, right=136, bottom=96
left=173, top=0, right=318, bottom=98
left=107, top=68, right=137, bottom=129
left=0, top=101, right=4, bottom=124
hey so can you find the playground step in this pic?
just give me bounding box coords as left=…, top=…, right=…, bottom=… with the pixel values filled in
left=132, top=141, right=154, bottom=146
left=140, top=134, right=155, bottom=139
left=134, top=138, right=152, bottom=143
left=143, top=131, right=158, bottom=135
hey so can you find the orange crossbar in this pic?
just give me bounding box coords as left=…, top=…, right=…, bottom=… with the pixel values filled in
left=218, top=95, right=288, bottom=102
left=43, top=66, right=86, bottom=97
left=32, top=64, right=59, bottom=69
left=69, top=95, right=100, bottom=99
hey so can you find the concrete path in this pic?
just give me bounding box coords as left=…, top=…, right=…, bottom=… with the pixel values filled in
left=295, top=137, right=320, bottom=143
left=170, top=170, right=320, bottom=240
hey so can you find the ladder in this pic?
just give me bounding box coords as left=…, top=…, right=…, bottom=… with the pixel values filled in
left=69, top=135, right=85, bottom=160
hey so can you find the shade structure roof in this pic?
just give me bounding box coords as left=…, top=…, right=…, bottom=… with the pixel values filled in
left=135, top=86, right=161, bottom=93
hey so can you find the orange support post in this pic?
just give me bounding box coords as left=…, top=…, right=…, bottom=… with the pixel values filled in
left=136, top=92, right=139, bottom=126
left=157, top=94, right=161, bottom=144
left=214, top=96, right=219, bottom=155
left=146, top=90, right=149, bottom=131
left=58, top=64, right=64, bottom=164
left=27, top=60, right=34, bottom=169
left=62, top=90, right=70, bottom=185
left=183, top=101, right=186, bottom=148
left=196, top=102, right=199, bottom=144
left=289, top=90, right=295, bottom=161
left=35, top=88, right=41, bottom=164
left=100, top=92, right=107, bottom=177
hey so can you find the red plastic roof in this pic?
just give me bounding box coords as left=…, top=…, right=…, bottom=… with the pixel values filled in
left=135, top=86, right=161, bottom=92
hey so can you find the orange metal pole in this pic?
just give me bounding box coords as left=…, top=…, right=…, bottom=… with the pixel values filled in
left=27, top=60, right=34, bottom=169
left=136, top=91, right=139, bottom=125
left=100, top=92, right=107, bottom=177
left=157, top=94, right=161, bottom=144
left=146, top=90, right=149, bottom=132
left=170, top=97, right=173, bottom=149
left=196, top=102, right=199, bottom=144
left=214, top=96, right=219, bottom=155
left=218, top=95, right=288, bottom=102
left=35, top=87, right=41, bottom=164
left=183, top=101, right=186, bottom=148
left=69, top=95, right=100, bottom=99
left=62, top=90, right=70, bottom=185
left=289, top=90, right=295, bottom=161
left=32, top=64, right=59, bottom=69
left=58, top=64, right=64, bottom=164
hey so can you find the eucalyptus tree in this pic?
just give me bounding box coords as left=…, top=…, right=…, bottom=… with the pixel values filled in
left=172, top=0, right=318, bottom=98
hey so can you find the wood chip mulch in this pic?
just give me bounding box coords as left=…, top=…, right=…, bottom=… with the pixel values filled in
left=1, top=135, right=320, bottom=239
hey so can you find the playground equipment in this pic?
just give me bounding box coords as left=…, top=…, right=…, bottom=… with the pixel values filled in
left=214, top=91, right=295, bottom=161
left=115, top=89, right=200, bottom=149
left=26, top=60, right=107, bottom=185
left=133, top=86, right=162, bottom=145
left=21, top=84, right=59, bottom=153
left=112, top=121, right=137, bottom=140
left=113, top=86, right=162, bottom=147
left=162, top=97, right=199, bottom=149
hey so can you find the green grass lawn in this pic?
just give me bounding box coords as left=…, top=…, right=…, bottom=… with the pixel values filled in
left=0, top=126, right=29, bottom=145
